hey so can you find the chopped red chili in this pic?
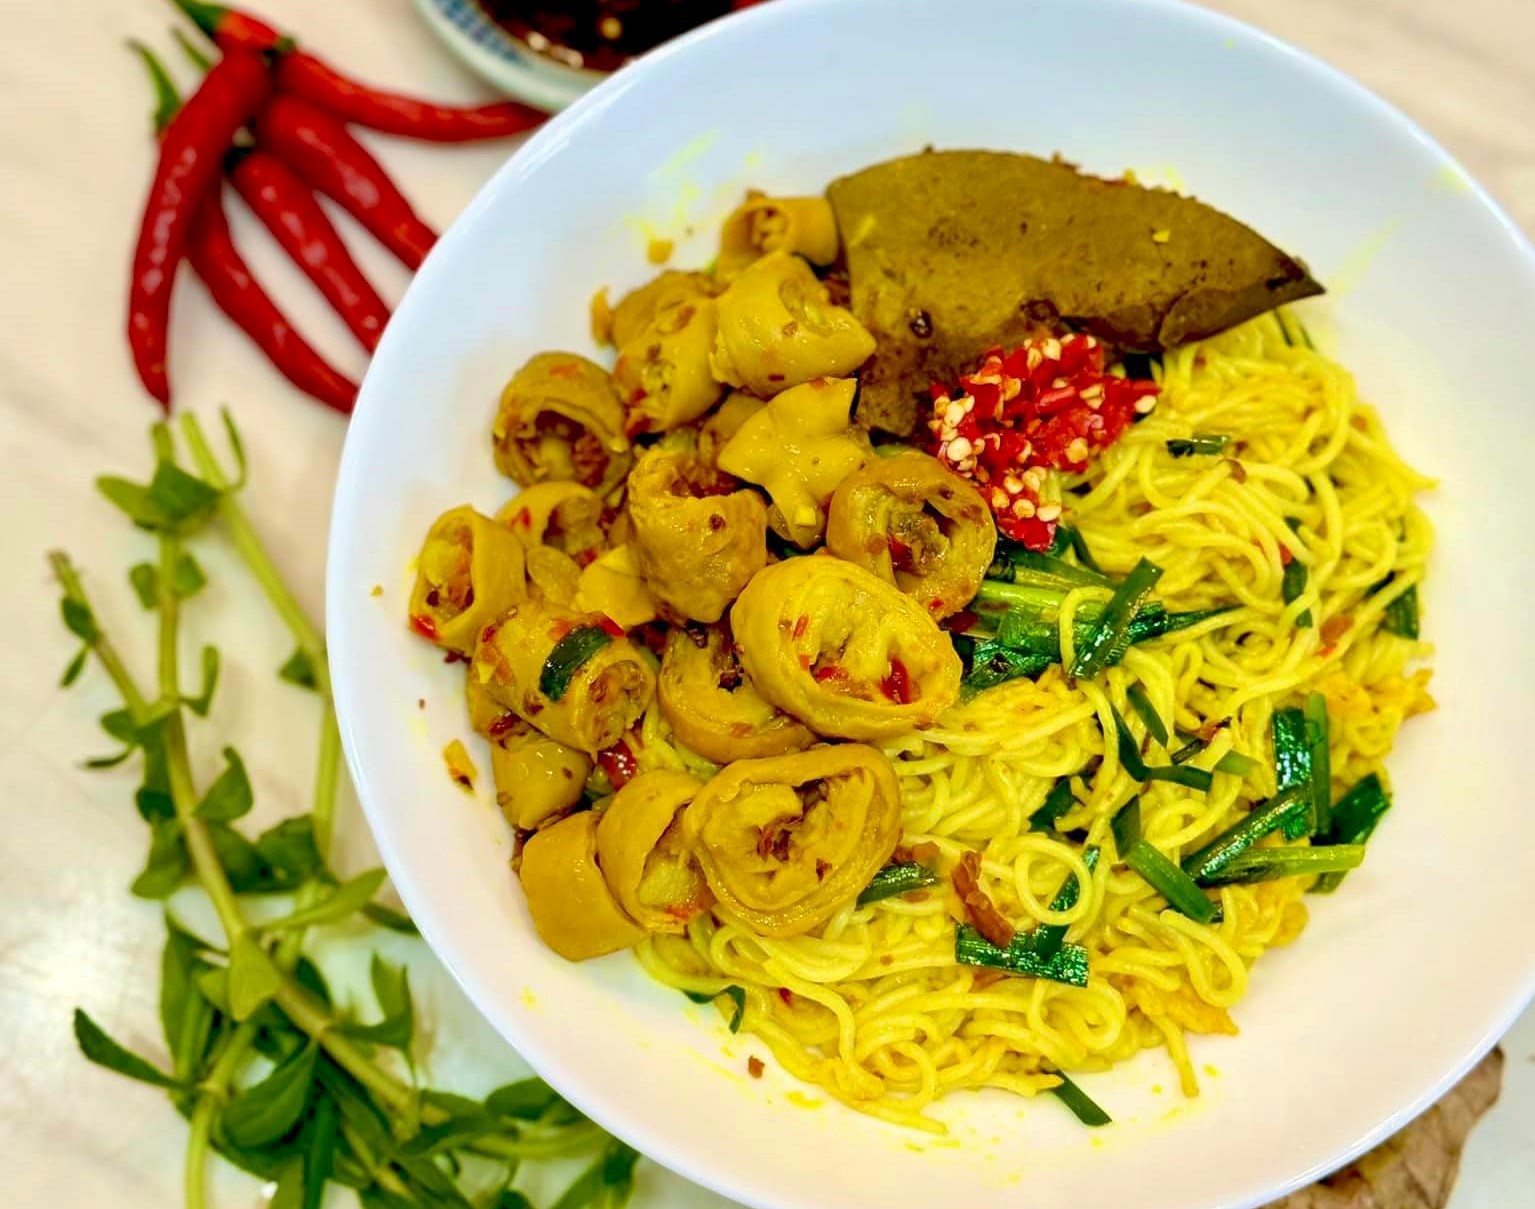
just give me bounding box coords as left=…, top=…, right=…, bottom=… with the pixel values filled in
left=597, top=740, right=638, bottom=789
left=777, top=987, right=794, bottom=1005
left=409, top=613, right=438, bottom=641
left=487, top=713, right=517, bottom=738
left=813, top=664, right=846, bottom=683
left=596, top=614, right=626, bottom=637
left=928, top=333, right=1158, bottom=550
left=880, top=658, right=914, bottom=704
left=791, top=614, right=809, bottom=639
left=747, top=1056, right=765, bottom=1079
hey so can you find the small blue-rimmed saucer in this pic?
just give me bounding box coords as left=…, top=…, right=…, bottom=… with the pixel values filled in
left=412, top=0, right=601, bottom=111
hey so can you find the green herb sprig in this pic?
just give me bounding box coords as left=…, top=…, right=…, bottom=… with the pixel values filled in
left=56, top=414, right=635, bottom=1209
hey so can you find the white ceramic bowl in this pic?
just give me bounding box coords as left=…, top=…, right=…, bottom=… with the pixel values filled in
left=412, top=0, right=599, bottom=112
left=329, top=2, right=1535, bottom=1206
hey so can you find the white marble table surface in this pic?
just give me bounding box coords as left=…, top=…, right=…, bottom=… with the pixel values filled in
left=1, top=0, right=1530, bottom=1205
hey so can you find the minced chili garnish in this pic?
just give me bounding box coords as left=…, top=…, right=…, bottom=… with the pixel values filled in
left=409, top=613, right=438, bottom=641
left=596, top=740, right=638, bottom=789
left=596, top=614, right=626, bottom=637
left=880, top=658, right=913, bottom=704
left=928, top=333, right=1159, bottom=550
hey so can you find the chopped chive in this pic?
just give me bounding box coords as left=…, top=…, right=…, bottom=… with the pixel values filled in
left=1111, top=705, right=1214, bottom=793
left=1029, top=778, right=1078, bottom=833
left=1125, top=683, right=1168, bottom=746
left=954, top=925, right=1090, bottom=987
left=1181, top=787, right=1311, bottom=884
left=1070, top=558, right=1163, bottom=679
left=1272, top=706, right=1311, bottom=808
left=1201, top=843, right=1365, bottom=886
left=988, top=541, right=1117, bottom=592
left=1304, top=692, right=1332, bottom=835
left=1281, top=519, right=1312, bottom=628
left=1025, top=848, right=1100, bottom=962
left=683, top=985, right=746, bottom=1032
left=1165, top=434, right=1231, bottom=458
left=1170, top=737, right=1205, bottom=765
left=1213, top=750, right=1259, bottom=778
left=1048, top=1071, right=1112, bottom=1127
left=858, top=862, right=940, bottom=905
left=538, top=625, right=613, bottom=701
left=1313, top=773, right=1391, bottom=893
left=1112, top=798, right=1218, bottom=923
left=1382, top=583, right=1420, bottom=639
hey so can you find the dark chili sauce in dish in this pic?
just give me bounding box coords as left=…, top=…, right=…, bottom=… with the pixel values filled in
left=479, top=0, right=769, bottom=72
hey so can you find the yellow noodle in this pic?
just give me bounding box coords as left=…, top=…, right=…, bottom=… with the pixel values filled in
left=641, top=314, right=1433, bottom=1128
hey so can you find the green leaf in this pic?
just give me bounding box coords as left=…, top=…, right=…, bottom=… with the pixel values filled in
left=131, top=818, right=188, bottom=899
left=172, top=552, right=207, bottom=599
left=160, top=916, right=217, bottom=1082
left=181, top=645, right=221, bottom=717
left=683, top=985, right=745, bottom=1032
left=84, top=747, right=137, bottom=770
left=60, top=646, right=89, bottom=687
left=316, top=1057, right=393, bottom=1160
left=279, top=648, right=319, bottom=691
left=73, top=1008, right=183, bottom=1090
left=257, top=818, right=324, bottom=888
left=301, top=1093, right=338, bottom=1209
left=196, top=966, right=230, bottom=1013
left=221, top=408, right=249, bottom=491
left=267, top=868, right=387, bottom=932
left=359, top=1190, right=418, bottom=1209
left=228, top=932, right=281, bottom=1021
left=149, top=461, right=220, bottom=527
left=223, top=1041, right=318, bottom=1148
left=195, top=747, right=251, bottom=820
left=101, top=709, right=139, bottom=744
left=61, top=596, right=99, bottom=642
left=339, top=954, right=413, bottom=1051
left=97, top=475, right=158, bottom=527
left=293, top=956, right=333, bottom=1008
left=495, top=1193, right=535, bottom=1209
left=397, top=1154, right=476, bottom=1207
left=485, top=1078, right=561, bottom=1121
left=361, top=901, right=417, bottom=934
left=551, top=1141, right=641, bottom=1209
left=129, top=563, right=161, bottom=609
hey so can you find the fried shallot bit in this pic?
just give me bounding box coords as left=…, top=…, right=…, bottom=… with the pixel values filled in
left=951, top=850, right=1015, bottom=949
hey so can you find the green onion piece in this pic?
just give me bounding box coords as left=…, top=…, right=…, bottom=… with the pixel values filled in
left=683, top=984, right=746, bottom=1032
left=1281, top=520, right=1313, bottom=628
left=954, top=925, right=1090, bottom=987
left=1313, top=773, right=1392, bottom=892
left=1165, top=434, right=1231, bottom=458
left=1048, top=1071, right=1112, bottom=1127
left=959, top=639, right=1052, bottom=693
left=1213, top=751, right=1260, bottom=778
left=1130, top=604, right=1236, bottom=645
left=1181, top=787, right=1311, bottom=884
left=1382, top=584, right=1420, bottom=639
left=1112, top=798, right=1218, bottom=923
left=1029, top=778, right=1078, bottom=833
left=1304, top=692, right=1332, bottom=835
left=1070, top=558, right=1164, bottom=679
left=987, top=541, right=1117, bottom=592
left=1125, top=683, right=1168, bottom=746
left=858, top=862, right=940, bottom=905
left=1202, top=843, right=1365, bottom=886
left=538, top=625, right=613, bottom=701
left=1111, top=705, right=1214, bottom=793
left=1272, top=706, right=1312, bottom=818
left=1170, top=736, right=1206, bottom=765
left=1025, top=848, right=1100, bottom=962
left=1067, top=527, right=1105, bottom=575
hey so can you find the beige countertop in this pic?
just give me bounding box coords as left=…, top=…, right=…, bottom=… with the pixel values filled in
left=0, top=1, right=1529, bottom=1205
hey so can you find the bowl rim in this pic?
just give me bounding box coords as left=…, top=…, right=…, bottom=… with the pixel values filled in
left=331, top=2, right=1535, bottom=1206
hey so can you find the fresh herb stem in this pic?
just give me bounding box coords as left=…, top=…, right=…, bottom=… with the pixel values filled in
left=49, top=551, right=153, bottom=718
left=184, top=1094, right=216, bottom=1209
left=180, top=413, right=330, bottom=695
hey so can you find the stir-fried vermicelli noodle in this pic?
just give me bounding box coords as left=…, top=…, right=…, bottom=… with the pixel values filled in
left=635, top=314, right=1434, bottom=1130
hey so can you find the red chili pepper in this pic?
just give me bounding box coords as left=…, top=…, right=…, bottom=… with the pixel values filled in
left=813, top=664, right=846, bottom=683
left=880, top=658, right=914, bottom=704
left=176, top=0, right=545, bottom=141
left=597, top=741, right=638, bottom=790
left=596, top=615, right=626, bottom=638
left=171, top=0, right=286, bottom=51
left=227, top=147, right=390, bottom=351
left=127, top=47, right=271, bottom=407
left=187, top=193, right=358, bottom=413
left=487, top=713, right=517, bottom=738
left=408, top=613, right=439, bottom=641
left=256, top=94, right=437, bottom=270
left=276, top=52, right=544, bottom=142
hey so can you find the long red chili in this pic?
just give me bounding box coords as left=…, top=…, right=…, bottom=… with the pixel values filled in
left=136, top=43, right=357, bottom=414
left=188, top=191, right=359, bottom=414
left=255, top=94, right=437, bottom=270
left=174, top=0, right=546, bottom=141
left=275, top=51, right=544, bottom=142
left=227, top=148, right=391, bottom=351
left=127, top=47, right=271, bottom=408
